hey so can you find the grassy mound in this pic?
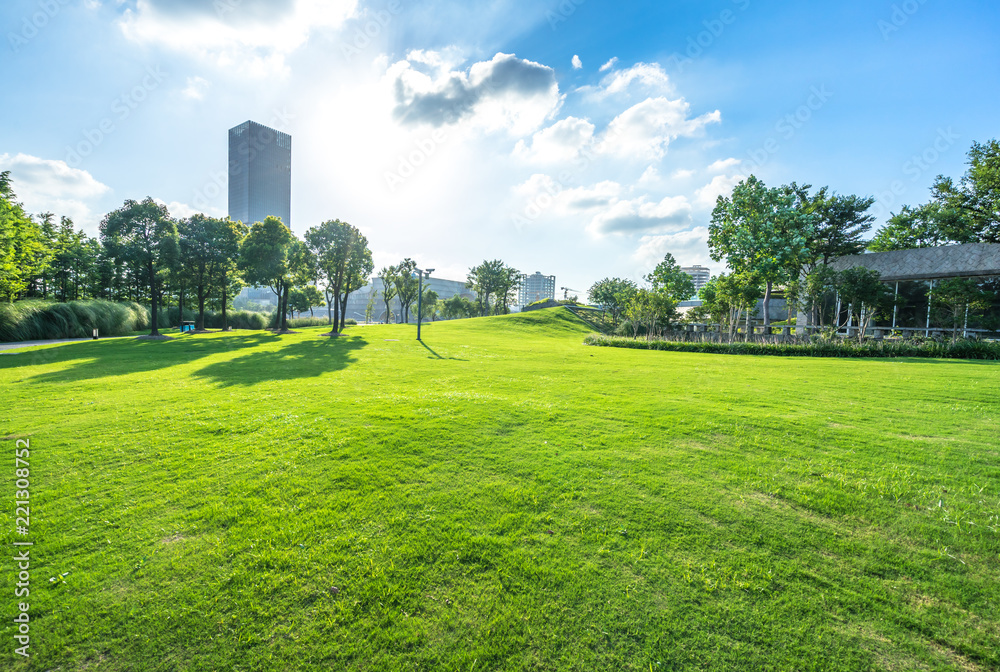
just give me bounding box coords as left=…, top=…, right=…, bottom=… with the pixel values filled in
left=2, top=311, right=998, bottom=670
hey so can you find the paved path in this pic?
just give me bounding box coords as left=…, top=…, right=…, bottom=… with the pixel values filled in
left=0, top=337, right=130, bottom=352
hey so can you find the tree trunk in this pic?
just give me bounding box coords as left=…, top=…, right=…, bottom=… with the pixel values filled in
left=280, top=282, right=290, bottom=331
left=197, top=285, right=207, bottom=331
left=339, top=293, right=348, bottom=332
left=149, top=262, right=160, bottom=336
left=762, top=280, right=773, bottom=331
left=221, top=280, right=228, bottom=331
left=177, top=283, right=185, bottom=329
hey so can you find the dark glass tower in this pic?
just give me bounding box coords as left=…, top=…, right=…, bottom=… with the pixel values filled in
left=228, top=120, right=291, bottom=228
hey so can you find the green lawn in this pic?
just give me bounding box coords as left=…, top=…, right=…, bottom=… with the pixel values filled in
left=2, top=308, right=998, bottom=671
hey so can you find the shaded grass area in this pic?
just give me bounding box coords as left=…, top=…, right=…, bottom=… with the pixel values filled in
left=2, top=308, right=998, bottom=671
left=586, top=333, right=1000, bottom=360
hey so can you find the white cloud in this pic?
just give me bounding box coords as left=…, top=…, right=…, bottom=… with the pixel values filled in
left=694, top=174, right=742, bottom=208
left=598, top=96, right=721, bottom=160
left=572, top=55, right=583, bottom=69
left=387, top=51, right=562, bottom=136
left=0, top=153, right=111, bottom=227
left=638, top=166, right=661, bottom=185
left=181, top=76, right=210, bottom=100
left=592, top=62, right=671, bottom=99
left=118, top=0, right=358, bottom=76
left=671, top=168, right=696, bottom=179
left=599, top=57, right=618, bottom=72
left=707, top=157, right=741, bottom=173
left=588, top=194, right=692, bottom=235
left=513, top=116, right=595, bottom=163
left=633, top=227, right=712, bottom=270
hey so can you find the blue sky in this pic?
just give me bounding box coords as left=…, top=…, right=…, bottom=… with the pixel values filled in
left=2, top=0, right=998, bottom=291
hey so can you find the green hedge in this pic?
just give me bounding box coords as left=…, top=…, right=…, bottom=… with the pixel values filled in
left=285, top=317, right=357, bottom=328
left=0, top=300, right=150, bottom=342
left=584, top=334, right=1000, bottom=360
left=158, top=306, right=270, bottom=331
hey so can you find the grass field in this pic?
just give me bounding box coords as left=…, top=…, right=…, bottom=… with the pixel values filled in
left=2, top=308, right=998, bottom=671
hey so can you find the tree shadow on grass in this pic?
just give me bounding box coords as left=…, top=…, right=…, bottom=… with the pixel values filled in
left=8, top=333, right=289, bottom=384
left=191, top=335, right=368, bottom=387
left=420, top=341, right=468, bottom=361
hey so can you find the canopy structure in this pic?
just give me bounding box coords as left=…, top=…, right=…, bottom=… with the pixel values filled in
left=826, top=243, right=1000, bottom=282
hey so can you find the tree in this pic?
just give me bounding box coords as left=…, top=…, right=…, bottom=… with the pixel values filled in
left=466, top=259, right=521, bottom=316
left=393, top=258, right=419, bottom=323
left=623, top=288, right=676, bottom=339
left=789, top=184, right=875, bottom=266
left=441, top=294, right=475, bottom=320
left=0, top=172, right=49, bottom=302
left=212, top=218, right=248, bottom=331
left=933, top=278, right=994, bottom=342
left=100, top=198, right=179, bottom=336
left=698, top=273, right=763, bottom=341
left=238, top=216, right=298, bottom=332
left=785, top=264, right=838, bottom=330
left=421, top=289, right=439, bottom=322
left=377, top=266, right=398, bottom=323
left=836, top=267, right=891, bottom=342
left=301, top=285, right=325, bottom=317
left=931, top=139, right=1000, bottom=244
left=288, top=287, right=313, bottom=317
left=645, top=253, right=695, bottom=303
left=588, top=277, right=637, bottom=326
left=365, top=288, right=378, bottom=324
left=337, top=233, right=373, bottom=332
left=709, top=176, right=818, bottom=329
left=305, top=219, right=369, bottom=331
left=867, top=204, right=953, bottom=252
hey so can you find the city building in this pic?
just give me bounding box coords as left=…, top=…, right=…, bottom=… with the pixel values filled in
left=228, top=120, right=291, bottom=228
left=681, top=265, right=711, bottom=295
left=518, top=272, right=556, bottom=306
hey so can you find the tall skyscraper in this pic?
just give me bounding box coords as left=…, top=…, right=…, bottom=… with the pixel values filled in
left=518, top=272, right=556, bottom=306
left=228, top=120, right=291, bottom=228
left=681, top=265, right=711, bottom=296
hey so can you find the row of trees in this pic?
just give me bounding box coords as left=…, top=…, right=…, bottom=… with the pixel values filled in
left=588, top=254, right=696, bottom=337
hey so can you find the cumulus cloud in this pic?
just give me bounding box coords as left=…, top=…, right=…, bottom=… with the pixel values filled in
left=671, top=168, right=696, bottom=179
left=513, top=116, right=595, bottom=163
left=707, top=157, right=741, bottom=173
left=598, top=96, right=721, bottom=160
left=572, top=55, right=582, bottom=69
left=0, top=153, right=111, bottom=226
left=588, top=195, right=692, bottom=235
left=633, top=227, right=712, bottom=270
left=599, top=57, right=618, bottom=72
left=695, top=173, right=742, bottom=208
left=387, top=51, right=562, bottom=135
left=118, top=0, right=357, bottom=76
left=513, top=175, right=691, bottom=235
left=592, top=62, right=671, bottom=99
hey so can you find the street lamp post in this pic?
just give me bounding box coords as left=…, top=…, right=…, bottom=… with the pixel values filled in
left=414, top=267, right=435, bottom=341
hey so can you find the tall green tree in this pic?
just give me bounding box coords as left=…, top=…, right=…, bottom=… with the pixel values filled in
left=306, top=219, right=353, bottom=329
left=709, top=176, right=817, bottom=328
left=931, top=139, right=1000, bottom=244
left=377, top=266, right=398, bottom=323
left=212, top=218, right=248, bottom=331
left=100, top=198, right=179, bottom=336
left=645, top=253, right=695, bottom=303
left=0, top=172, right=49, bottom=302
left=789, top=184, right=876, bottom=266
left=466, top=259, right=521, bottom=316
left=588, top=277, right=637, bottom=326
left=393, top=258, right=419, bottom=323
left=337, top=233, right=373, bottom=332
left=238, top=216, right=298, bottom=332
left=867, top=204, right=954, bottom=252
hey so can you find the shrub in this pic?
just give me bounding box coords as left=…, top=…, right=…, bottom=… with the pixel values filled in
left=0, top=300, right=151, bottom=342
left=583, top=334, right=1000, bottom=361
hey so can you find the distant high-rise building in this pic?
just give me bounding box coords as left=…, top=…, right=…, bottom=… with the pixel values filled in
left=228, top=120, right=291, bottom=228
left=681, top=265, right=711, bottom=296
left=518, top=272, right=556, bottom=306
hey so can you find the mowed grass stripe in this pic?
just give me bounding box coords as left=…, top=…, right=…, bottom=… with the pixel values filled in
left=1, top=308, right=998, bottom=671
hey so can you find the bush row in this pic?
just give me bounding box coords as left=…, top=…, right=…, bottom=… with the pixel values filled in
left=157, top=306, right=271, bottom=331
left=0, top=300, right=150, bottom=342
left=584, top=334, right=1000, bottom=360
